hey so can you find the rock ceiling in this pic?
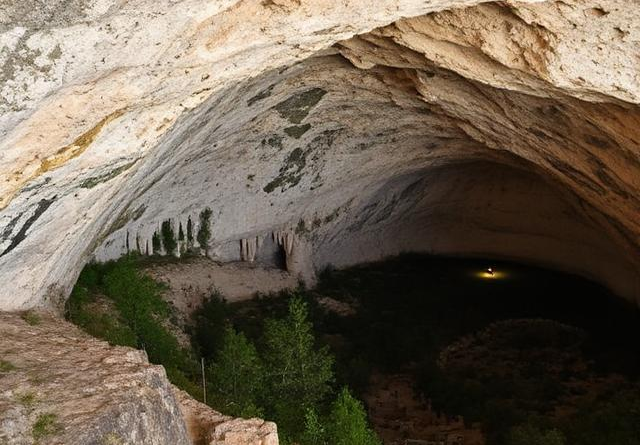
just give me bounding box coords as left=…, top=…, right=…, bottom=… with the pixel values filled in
left=0, top=0, right=639, bottom=309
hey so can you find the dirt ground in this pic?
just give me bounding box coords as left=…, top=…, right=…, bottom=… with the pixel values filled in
left=143, top=257, right=298, bottom=316
left=364, top=372, right=484, bottom=445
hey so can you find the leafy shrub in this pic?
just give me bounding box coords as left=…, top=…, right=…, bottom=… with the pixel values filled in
left=301, top=408, right=327, bottom=445
left=66, top=284, right=137, bottom=347
left=32, top=413, right=62, bottom=441
left=328, top=388, right=381, bottom=445
left=507, top=422, right=566, bottom=445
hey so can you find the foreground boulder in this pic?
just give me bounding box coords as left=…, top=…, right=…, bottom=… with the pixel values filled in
left=0, top=311, right=277, bottom=444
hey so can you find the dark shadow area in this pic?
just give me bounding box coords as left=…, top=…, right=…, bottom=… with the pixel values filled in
left=230, top=253, right=640, bottom=445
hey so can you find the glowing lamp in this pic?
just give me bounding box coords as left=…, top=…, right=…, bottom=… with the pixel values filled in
left=473, top=266, right=504, bottom=279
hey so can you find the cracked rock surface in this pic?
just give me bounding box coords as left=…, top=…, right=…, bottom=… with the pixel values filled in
left=0, top=311, right=278, bottom=445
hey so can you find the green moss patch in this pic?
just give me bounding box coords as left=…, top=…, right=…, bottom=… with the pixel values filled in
left=0, top=359, right=16, bottom=372
left=17, top=391, right=37, bottom=408
left=284, top=124, right=311, bottom=139
left=32, top=413, right=62, bottom=441
left=21, top=311, right=41, bottom=326
left=80, top=161, right=136, bottom=189
left=274, top=88, right=327, bottom=124
left=263, top=147, right=309, bottom=193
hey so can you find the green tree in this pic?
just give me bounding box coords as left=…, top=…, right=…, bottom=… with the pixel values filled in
left=197, top=208, right=212, bottom=254
left=152, top=231, right=161, bottom=254
left=161, top=220, right=177, bottom=255
left=193, top=293, right=229, bottom=360
left=507, top=423, right=566, bottom=445
left=186, top=216, right=194, bottom=247
left=208, top=327, right=264, bottom=418
left=328, top=388, right=381, bottom=445
left=262, top=296, right=334, bottom=438
left=301, top=408, right=327, bottom=445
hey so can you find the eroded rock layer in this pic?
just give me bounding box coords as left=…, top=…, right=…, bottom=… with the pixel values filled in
left=0, top=311, right=278, bottom=445
left=0, top=311, right=190, bottom=445
left=1, top=0, right=639, bottom=308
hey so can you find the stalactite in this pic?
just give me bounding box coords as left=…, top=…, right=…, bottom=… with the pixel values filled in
left=273, top=230, right=295, bottom=257
left=240, top=236, right=260, bottom=262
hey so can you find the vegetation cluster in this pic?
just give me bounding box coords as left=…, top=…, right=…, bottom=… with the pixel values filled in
left=66, top=256, right=380, bottom=445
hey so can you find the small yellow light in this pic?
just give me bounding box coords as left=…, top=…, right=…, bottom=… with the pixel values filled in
left=473, top=267, right=505, bottom=279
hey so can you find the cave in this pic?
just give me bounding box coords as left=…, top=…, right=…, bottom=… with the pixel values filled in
left=1, top=0, right=640, bottom=444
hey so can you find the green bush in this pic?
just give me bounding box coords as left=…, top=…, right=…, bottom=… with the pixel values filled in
left=207, top=327, right=264, bottom=418
left=301, top=408, right=327, bottom=445
left=507, top=423, right=566, bottom=445
left=328, top=388, right=381, bottom=445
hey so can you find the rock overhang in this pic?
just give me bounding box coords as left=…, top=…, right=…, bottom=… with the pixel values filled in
left=1, top=0, right=639, bottom=309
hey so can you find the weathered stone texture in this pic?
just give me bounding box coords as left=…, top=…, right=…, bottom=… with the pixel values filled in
left=1, top=0, right=639, bottom=308
left=0, top=311, right=191, bottom=444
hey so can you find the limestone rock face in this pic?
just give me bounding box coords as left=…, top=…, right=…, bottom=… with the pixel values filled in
left=175, top=388, right=278, bottom=445
left=0, top=311, right=278, bottom=445
left=0, top=311, right=191, bottom=445
left=1, top=0, right=640, bottom=309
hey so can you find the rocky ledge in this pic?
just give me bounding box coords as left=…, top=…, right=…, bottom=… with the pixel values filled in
left=0, top=311, right=278, bottom=445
